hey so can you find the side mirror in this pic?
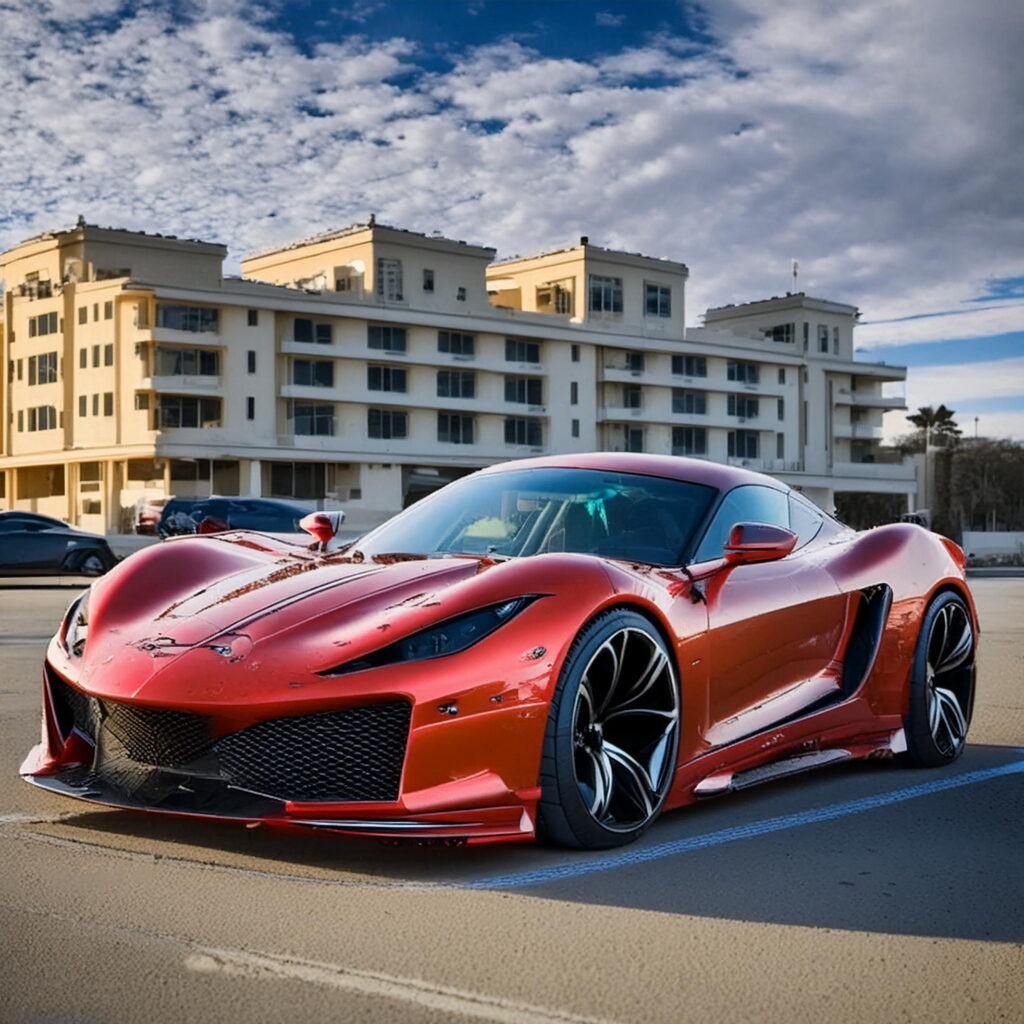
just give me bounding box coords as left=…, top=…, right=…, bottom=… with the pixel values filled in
left=300, top=509, right=347, bottom=550
left=723, top=522, right=798, bottom=565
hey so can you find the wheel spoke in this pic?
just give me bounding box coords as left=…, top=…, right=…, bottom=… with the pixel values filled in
left=604, top=740, right=657, bottom=818
left=928, top=605, right=949, bottom=670
left=935, top=686, right=967, bottom=744
left=935, top=613, right=973, bottom=675
left=612, top=638, right=670, bottom=712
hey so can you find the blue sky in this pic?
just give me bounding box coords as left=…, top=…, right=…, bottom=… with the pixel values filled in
left=1, top=0, right=1022, bottom=439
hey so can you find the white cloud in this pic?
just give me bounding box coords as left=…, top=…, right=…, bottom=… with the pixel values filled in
left=856, top=304, right=1024, bottom=349
left=595, top=12, right=626, bottom=28
left=0, top=0, right=1020, bottom=341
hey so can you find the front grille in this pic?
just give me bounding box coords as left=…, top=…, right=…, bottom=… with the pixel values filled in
left=47, top=670, right=211, bottom=767
left=101, top=701, right=212, bottom=767
left=215, top=702, right=412, bottom=802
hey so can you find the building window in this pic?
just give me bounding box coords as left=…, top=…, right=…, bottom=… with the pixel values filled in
left=438, top=369, right=475, bottom=398
left=376, top=257, right=403, bottom=301
left=505, top=338, right=540, bottom=363
left=832, top=326, right=840, bottom=354
left=157, top=395, right=222, bottom=429
left=155, top=347, right=220, bottom=376
left=728, top=429, right=760, bottom=459
left=17, top=410, right=22, bottom=432
left=27, top=352, right=58, bottom=385
left=778, top=367, right=786, bottom=385
left=625, top=351, right=645, bottom=373
left=624, top=427, right=644, bottom=452
left=93, top=303, right=99, bottom=321
left=79, top=348, right=87, bottom=369
left=291, top=401, right=334, bottom=436
left=767, top=323, right=794, bottom=344
left=505, top=376, right=542, bottom=405
left=818, top=324, right=829, bottom=353
left=423, top=269, right=434, bottom=292
left=672, top=426, right=707, bottom=456
left=368, top=408, right=408, bottom=439
left=504, top=418, right=543, bottom=447
left=28, top=312, right=58, bottom=337
left=368, top=324, right=407, bottom=351
left=92, top=345, right=100, bottom=367
left=294, top=318, right=333, bottom=345
left=135, top=394, right=150, bottom=411
left=292, top=359, right=334, bottom=387
left=92, top=394, right=99, bottom=415
left=79, top=395, right=87, bottom=416
left=803, top=323, right=809, bottom=349
left=456, top=286, right=467, bottom=302
left=438, top=331, right=474, bottom=356
left=727, top=360, right=759, bottom=385
left=247, top=350, right=256, bottom=374
left=438, top=413, right=474, bottom=444
left=270, top=461, right=328, bottom=500
left=156, top=304, right=218, bottom=333
left=589, top=275, right=623, bottom=314
left=645, top=283, right=671, bottom=318
left=27, top=405, right=58, bottom=431
left=778, top=398, right=785, bottom=421
left=104, top=343, right=114, bottom=366
left=777, top=432, right=785, bottom=459
left=728, top=394, right=760, bottom=418
left=623, top=384, right=643, bottom=409
left=246, top=397, right=255, bottom=420
left=672, top=389, right=706, bottom=415
left=77, top=306, right=87, bottom=325
left=571, top=418, right=580, bottom=438
left=571, top=344, right=580, bottom=362
left=673, top=354, right=707, bottom=377
left=570, top=382, right=578, bottom=405
left=103, top=392, right=113, bottom=416
left=247, top=309, right=259, bottom=326
left=104, top=301, right=113, bottom=320
left=368, top=365, right=407, bottom=392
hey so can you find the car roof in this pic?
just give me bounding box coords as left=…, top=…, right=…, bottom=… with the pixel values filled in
left=475, top=452, right=788, bottom=493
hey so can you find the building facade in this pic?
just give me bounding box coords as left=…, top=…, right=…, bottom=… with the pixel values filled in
left=0, top=220, right=913, bottom=532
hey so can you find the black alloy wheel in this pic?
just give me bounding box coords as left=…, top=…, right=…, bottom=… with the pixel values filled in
left=538, top=609, right=681, bottom=849
left=905, top=590, right=976, bottom=767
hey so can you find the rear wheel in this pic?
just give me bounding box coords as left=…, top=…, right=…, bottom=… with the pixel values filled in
left=68, top=549, right=114, bottom=576
left=538, top=609, right=680, bottom=849
left=904, top=591, right=976, bottom=767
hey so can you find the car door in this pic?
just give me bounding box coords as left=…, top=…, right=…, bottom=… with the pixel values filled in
left=0, top=517, right=73, bottom=571
left=693, top=485, right=849, bottom=748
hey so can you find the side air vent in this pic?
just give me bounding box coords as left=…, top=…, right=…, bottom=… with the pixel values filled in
left=842, top=584, right=893, bottom=696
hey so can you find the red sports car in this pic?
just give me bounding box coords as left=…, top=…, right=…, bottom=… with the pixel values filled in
left=21, top=454, right=977, bottom=849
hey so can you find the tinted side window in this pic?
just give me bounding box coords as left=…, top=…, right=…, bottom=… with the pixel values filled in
left=694, top=485, right=789, bottom=562
left=789, top=493, right=824, bottom=548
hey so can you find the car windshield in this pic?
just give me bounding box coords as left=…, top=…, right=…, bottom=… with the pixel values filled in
left=354, top=467, right=717, bottom=566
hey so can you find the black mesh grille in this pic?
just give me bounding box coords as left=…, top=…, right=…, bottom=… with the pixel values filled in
left=48, top=672, right=98, bottom=741
left=101, top=702, right=213, bottom=767
left=215, top=702, right=412, bottom=802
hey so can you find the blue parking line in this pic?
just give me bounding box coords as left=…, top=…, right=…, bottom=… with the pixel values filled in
left=463, top=758, right=1024, bottom=890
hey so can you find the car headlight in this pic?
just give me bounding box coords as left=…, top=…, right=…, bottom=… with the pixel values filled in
left=63, top=590, right=91, bottom=657
left=320, top=597, right=536, bottom=676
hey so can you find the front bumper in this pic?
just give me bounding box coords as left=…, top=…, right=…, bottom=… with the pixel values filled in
left=20, top=661, right=544, bottom=845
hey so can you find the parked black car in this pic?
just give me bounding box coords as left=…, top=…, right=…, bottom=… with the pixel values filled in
left=0, top=511, right=117, bottom=576
left=156, top=497, right=311, bottom=538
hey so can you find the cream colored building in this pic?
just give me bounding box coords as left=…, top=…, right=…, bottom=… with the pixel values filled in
left=0, top=219, right=912, bottom=532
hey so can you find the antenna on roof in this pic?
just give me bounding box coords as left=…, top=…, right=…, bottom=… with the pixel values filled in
left=791, top=258, right=799, bottom=290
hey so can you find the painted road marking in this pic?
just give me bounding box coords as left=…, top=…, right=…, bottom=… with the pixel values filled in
left=464, top=758, right=1024, bottom=890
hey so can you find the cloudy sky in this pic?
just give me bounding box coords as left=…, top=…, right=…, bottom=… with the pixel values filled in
left=2, top=0, right=1022, bottom=439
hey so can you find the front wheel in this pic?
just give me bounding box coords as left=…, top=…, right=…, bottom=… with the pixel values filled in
left=904, top=591, right=976, bottom=767
left=538, top=609, right=681, bottom=849
left=68, top=549, right=114, bottom=576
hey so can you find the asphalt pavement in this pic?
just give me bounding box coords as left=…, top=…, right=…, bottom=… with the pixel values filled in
left=0, top=579, right=1021, bottom=1023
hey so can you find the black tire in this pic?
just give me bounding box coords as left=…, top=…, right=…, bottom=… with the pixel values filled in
left=67, top=548, right=115, bottom=576
left=904, top=590, right=976, bottom=768
left=537, top=609, right=681, bottom=849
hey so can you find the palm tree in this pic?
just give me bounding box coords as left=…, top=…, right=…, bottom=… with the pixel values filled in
left=907, top=405, right=961, bottom=447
